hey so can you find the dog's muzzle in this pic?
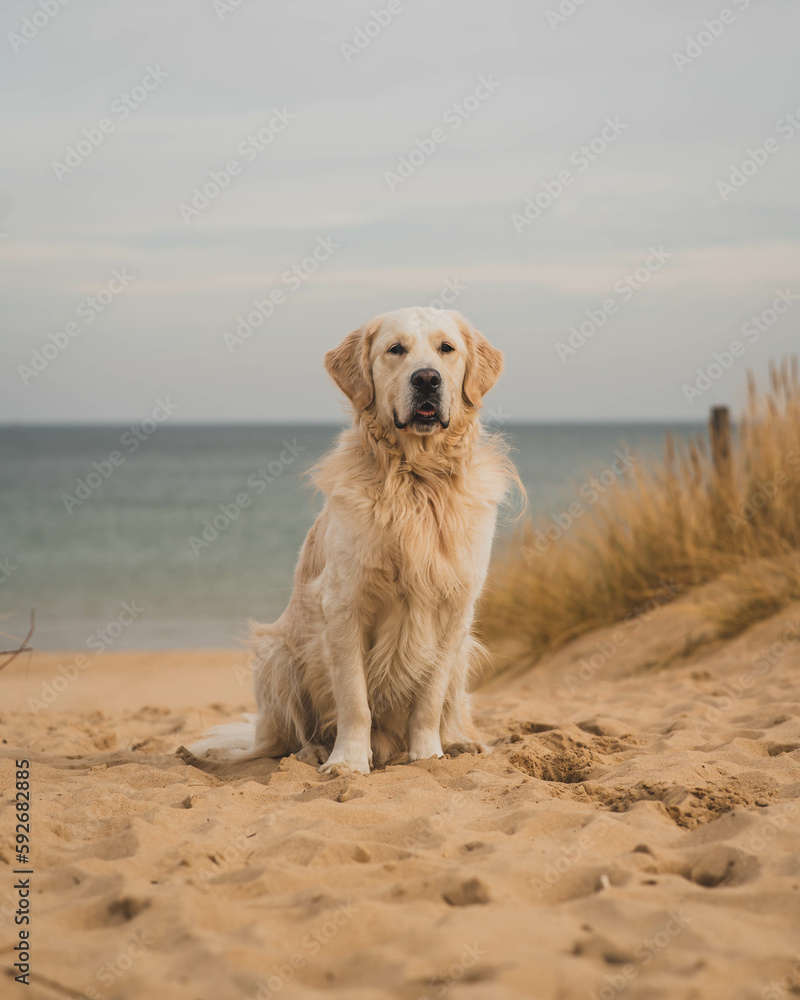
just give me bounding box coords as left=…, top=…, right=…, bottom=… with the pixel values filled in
left=394, top=368, right=448, bottom=430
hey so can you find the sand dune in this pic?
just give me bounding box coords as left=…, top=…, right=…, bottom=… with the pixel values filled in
left=2, top=602, right=800, bottom=1000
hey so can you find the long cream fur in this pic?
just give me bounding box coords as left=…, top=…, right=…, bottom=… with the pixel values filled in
left=190, top=307, right=519, bottom=774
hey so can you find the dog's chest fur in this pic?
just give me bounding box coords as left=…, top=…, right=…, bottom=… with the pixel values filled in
left=307, top=427, right=510, bottom=712
left=349, top=467, right=499, bottom=707
left=369, top=478, right=492, bottom=595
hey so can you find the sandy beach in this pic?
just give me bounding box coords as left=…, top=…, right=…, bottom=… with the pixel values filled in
left=2, top=595, right=800, bottom=1000
left=5, top=1, right=800, bottom=996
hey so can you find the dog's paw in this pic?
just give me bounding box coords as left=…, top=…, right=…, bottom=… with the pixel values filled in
left=319, top=758, right=371, bottom=776
left=408, top=750, right=445, bottom=763
left=319, top=745, right=372, bottom=775
left=443, top=740, right=491, bottom=757
left=296, top=743, right=330, bottom=767
left=408, top=739, right=445, bottom=763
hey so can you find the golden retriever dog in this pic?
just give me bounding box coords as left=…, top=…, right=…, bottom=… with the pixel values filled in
left=191, top=307, right=518, bottom=774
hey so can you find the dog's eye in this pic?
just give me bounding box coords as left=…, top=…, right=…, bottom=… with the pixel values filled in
left=387, top=344, right=406, bottom=356
left=439, top=343, right=455, bottom=353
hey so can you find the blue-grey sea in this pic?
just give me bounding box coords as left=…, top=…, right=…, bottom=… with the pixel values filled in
left=0, top=423, right=703, bottom=649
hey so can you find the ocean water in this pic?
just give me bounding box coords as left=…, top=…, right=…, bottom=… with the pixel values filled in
left=0, top=422, right=703, bottom=650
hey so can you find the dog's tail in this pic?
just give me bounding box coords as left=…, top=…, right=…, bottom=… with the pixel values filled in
left=187, top=713, right=257, bottom=759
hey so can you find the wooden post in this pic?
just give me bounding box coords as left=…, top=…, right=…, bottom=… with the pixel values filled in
left=709, top=406, right=732, bottom=482
left=709, top=406, right=734, bottom=543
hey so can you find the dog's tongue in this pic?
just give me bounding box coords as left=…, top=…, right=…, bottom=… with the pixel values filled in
left=417, top=403, right=436, bottom=417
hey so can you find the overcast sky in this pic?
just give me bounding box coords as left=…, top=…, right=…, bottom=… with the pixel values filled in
left=1, top=0, right=798, bottom=424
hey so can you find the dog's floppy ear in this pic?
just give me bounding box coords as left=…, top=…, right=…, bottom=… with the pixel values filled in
left=457, top=314, right=504, bottom=408
left=324, top=321, right=378, bottom=410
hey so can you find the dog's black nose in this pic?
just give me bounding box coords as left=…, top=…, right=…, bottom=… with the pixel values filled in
left=411, top=368, right=441, bottom=392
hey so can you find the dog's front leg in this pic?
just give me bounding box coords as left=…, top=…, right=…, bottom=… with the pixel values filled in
left=408, top=617, right=470, bottom=762
left=318, top=615, right=373, bottom=775
left=407, top=665, right=449, bottom=762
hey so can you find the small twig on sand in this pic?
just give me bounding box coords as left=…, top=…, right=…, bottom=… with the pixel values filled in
left=0, top=609, right=35, bottom=672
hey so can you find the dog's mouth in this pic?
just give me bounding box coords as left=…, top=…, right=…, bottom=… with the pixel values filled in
left=394, top=401, right=449, bottom=431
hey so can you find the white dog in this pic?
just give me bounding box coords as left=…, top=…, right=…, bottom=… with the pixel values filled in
left=191, top=308, right=518, bottom=774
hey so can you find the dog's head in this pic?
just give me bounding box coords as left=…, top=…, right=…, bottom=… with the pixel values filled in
left=324, top=308, right=503, bottom=435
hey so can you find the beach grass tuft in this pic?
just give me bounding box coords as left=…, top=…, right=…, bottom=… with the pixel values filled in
left=479, top=358, right=800, bottom=674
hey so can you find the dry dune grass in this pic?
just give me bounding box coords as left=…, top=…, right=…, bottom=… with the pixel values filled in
left=480, top=358, right=800, bottom=674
